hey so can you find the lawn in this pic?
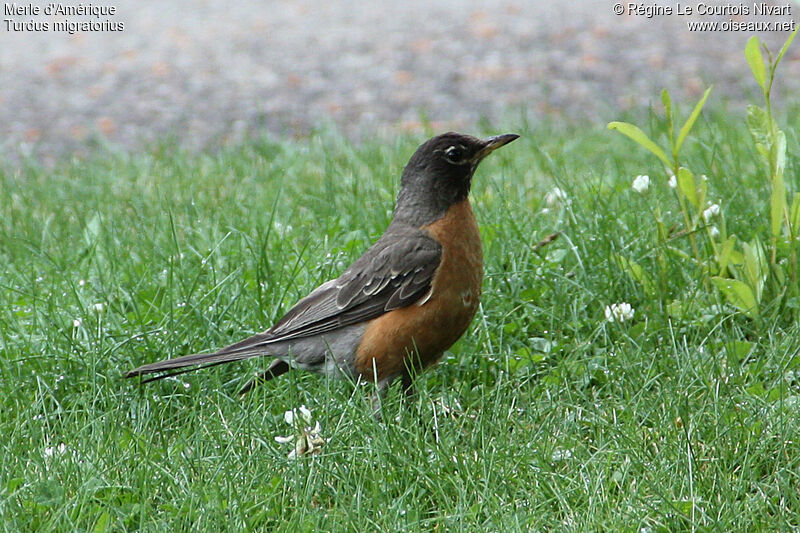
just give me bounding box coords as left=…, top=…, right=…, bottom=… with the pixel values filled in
left=1, top=100, right=799, bottom=531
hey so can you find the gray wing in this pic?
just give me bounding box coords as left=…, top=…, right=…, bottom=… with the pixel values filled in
left=212, top=223, right=442, bottom=354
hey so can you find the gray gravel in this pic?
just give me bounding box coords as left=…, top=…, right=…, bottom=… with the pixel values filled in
left=1, top=0, right=798, bottom=163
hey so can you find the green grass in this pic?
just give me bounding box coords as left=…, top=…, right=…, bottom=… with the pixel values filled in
left=1, top=109, right=799, bottom=531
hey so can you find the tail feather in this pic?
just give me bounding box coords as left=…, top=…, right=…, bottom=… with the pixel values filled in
left=138, top=359, right=233, bottom=384
left=125, top=333, right=275, bottom=379
left=126, top=349, right=262, bottom=379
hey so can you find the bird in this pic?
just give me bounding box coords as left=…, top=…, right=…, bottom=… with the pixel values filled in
left=126, top=132, right=519, bottom=400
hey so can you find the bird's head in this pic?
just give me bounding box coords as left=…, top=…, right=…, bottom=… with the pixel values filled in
left=394, top=132, right=519, bottom=226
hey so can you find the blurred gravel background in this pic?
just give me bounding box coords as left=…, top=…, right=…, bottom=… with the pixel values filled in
left=1, top=0, right=798, bottom=163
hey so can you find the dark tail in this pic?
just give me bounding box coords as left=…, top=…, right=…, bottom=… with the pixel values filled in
left=125, top=332, right=277, bottom=384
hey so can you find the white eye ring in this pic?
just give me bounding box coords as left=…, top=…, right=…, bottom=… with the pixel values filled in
left=444, top=145, right=465, bottom=163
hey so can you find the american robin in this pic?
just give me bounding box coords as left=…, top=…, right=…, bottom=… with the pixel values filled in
left=126, top=132, right=519, bottom=398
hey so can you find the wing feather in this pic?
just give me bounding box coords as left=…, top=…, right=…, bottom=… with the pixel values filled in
left=252, top=224, right=441, bottom=346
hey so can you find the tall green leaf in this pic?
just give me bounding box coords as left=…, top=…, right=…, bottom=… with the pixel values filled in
left=676, top=86, right=712, bottom=153
left=676, top=167, right=698, bottom=209
left=746, top=105, right=770, bottom=149
left=742, top=238, right=767, bottom=302
left=715, top=235, right=737, bottom=275
left=711, top=277, right=759, bottom=318
left=770, top=173, right=786, bottom=238
left=662, top=89, right=675, bottom=154
left=696, top=174, right=707, bottom=211
left=745, top=36, right=767, bottom=91
left=773, top=130, right=787, bottom=179
left=774, top=26, right=799, bottom=68
left=608, top=122, right=671, bottom=168
left=770, top=131, right=787, bottom=238
left=791, top=193, right=800, bottom=238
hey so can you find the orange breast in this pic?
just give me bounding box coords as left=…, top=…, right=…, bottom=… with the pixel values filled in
left=354, top=200, right=483, bottom=382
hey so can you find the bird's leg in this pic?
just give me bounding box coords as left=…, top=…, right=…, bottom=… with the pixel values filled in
left=238, top=359, right=291, bottom=395
left=369, top=377, right=391, bottom=419
left=368, top=373, right=413, bottom=419
left=400, top=371, right=417, bottom=404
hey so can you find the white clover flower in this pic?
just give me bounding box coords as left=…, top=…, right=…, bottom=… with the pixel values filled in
left=72, top=318, right=82, bottom=328
left=276, top=405, right=325, bottom=459
left=93, top=303, right=104, bottom=313
left=551, top=448, right=573, bottom=462
left=297, top=405, right=312, bottom=423
left=708, top=226, right=720, bottom=239
left=44, top=443, right=67, bottom=458
left=632, top=174, right=650, bottom=194
left=702, top=203, right=720, bottom=222
left=544, top=187, right=569, bottom=207
left=274, top=222, right=294, bottom=236
left=667, top=174, right=677, bottom=189
left=78, top=279, right=87, bottom=287
left=283, top=405, right=312, bottom=426
left=604, top=302, right=634, bottom=323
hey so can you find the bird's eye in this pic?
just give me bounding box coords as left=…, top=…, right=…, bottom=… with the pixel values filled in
left=444, top=145, right=465, bottom=164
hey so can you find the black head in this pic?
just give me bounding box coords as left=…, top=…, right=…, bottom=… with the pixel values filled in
left=393, top=132, right=519, bottom=226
